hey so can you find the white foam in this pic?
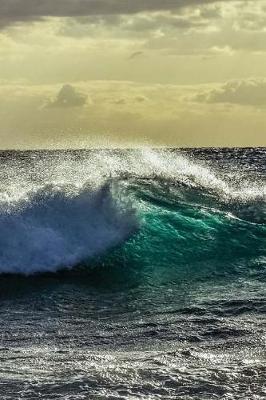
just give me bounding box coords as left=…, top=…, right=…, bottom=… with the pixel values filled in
left=0, top=182, right=137, bottom=274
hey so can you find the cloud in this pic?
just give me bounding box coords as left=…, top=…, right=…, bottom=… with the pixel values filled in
left=47, top=84, right=87, bottom=108
left=122, top=13, right=209, bottom=33
left=129, top=51, right=144, bottom=60
left=0, top=0, right=237, bottom=29
left=0, top=80, right=265, bottom=148
left=114, top=95, right=148, bottom=105
left=58, top=11, right=210, bottom=41
left=114, top=98, right=126, bottom=105
left=199, top=4, right=221, bottom=19
left=194, top=79, right=266, bottom=106
left=135, top=95, right=148, bottom=102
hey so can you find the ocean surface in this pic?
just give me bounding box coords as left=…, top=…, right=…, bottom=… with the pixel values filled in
left=0, top=148, right=265, bottom=399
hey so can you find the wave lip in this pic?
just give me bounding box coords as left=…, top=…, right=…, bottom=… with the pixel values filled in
left=0, top=182, right=138, bottom=275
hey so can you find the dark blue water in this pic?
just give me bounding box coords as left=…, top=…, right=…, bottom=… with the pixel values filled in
left=0, top=148, right=265, bottom=399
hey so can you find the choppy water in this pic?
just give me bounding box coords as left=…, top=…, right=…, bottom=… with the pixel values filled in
left=0, top=148, right=265, bottom=399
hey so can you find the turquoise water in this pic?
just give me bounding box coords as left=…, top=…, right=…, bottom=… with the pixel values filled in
left=0, top=148, right=265, bottom=399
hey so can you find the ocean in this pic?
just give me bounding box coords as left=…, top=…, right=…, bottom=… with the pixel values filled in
left=0, top=148, right=265, bottom=399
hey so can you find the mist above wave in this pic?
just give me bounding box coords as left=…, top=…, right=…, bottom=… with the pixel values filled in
left=1, top=148, right=264, bottom=204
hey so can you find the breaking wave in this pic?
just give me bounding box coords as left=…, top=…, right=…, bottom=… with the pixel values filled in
left=0, top=148, right=264, bottom=276
left=0, top=182, right=137, bottom=274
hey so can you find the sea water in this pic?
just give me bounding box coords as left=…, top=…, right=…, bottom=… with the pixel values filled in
left=0, top=148, right=265, bottom=399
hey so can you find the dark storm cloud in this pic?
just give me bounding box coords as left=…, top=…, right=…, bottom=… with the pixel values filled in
left=0, top=0, right=236, bottom=28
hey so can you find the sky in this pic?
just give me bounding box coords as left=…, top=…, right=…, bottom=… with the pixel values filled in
left=0, top=0, right=266, bottom=148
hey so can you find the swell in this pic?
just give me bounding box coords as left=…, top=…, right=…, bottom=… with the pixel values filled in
left=101, top=180, right=266, bottom=286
